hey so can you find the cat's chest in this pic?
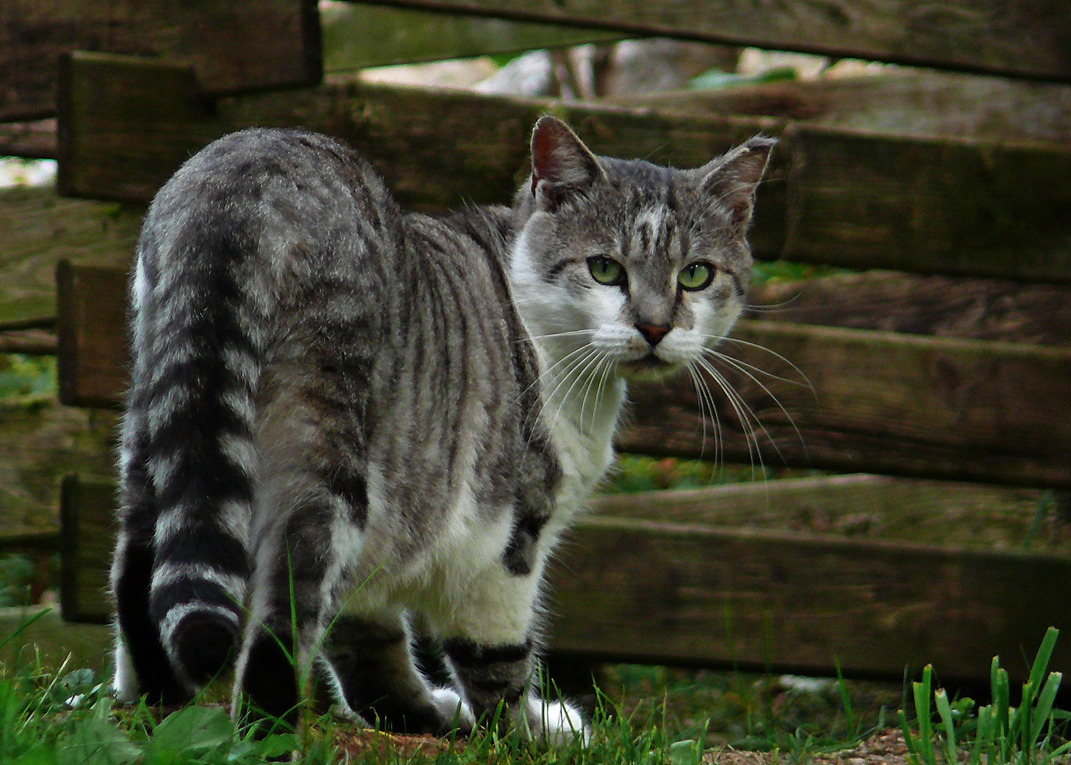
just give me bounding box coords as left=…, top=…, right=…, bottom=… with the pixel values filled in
left=543, top=379, right=627, bottom=521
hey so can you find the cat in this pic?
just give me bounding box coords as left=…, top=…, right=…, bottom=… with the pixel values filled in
left=109, top=114, right=774, bottom=741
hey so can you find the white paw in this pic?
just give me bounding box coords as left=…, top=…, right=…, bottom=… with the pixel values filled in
left=431, top=687, right=475, bottom=731
left=111, top=637, right=139, bottom=703
left=525, top=696, right=589, bottom=745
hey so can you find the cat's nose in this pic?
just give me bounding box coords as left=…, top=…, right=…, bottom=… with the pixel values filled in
left=637, top=323, right=670, bottom=346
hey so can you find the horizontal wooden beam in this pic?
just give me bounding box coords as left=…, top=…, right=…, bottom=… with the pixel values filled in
left=322, top=1, right=622, bottom=73
left=747, top=270, right=1071, bottom=348
left=56, top=53, right=1071, bottom=283
left=590, top=474, right=1065, bottom=554
left=547, top=515, right=1071, bottom=686
left=59, top=473, right=1071, bottom=686
left=0, top=397, right=118, bottom=547
left=617, top=321, right=1071, bottom=488
left=367, top=0, right=1071, bottom=83
left=55, top=262, right=1071, bottom=487
left=0, top=185, right=139, bottom=332
left=0, top=0, right=320, bottom=122
left=612, top=69, right=1071, bottom=146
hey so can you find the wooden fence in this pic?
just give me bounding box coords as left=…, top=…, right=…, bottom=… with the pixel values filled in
left=2, top=0, right=1071, bottom=689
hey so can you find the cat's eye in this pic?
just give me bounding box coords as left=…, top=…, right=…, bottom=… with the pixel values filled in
left=588, top=257, right=626, bottom=286
left=679, top=262, right=715, bottom=291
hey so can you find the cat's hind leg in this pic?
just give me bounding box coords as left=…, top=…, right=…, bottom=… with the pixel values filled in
left=320, top=607, right=474, bottom=735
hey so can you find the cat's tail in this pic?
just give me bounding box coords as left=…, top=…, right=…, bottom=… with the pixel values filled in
left=113, top=209, right=265, bottom=699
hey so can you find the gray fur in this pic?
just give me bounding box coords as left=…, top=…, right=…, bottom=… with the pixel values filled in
left=111, top=118, right=774, bottom=739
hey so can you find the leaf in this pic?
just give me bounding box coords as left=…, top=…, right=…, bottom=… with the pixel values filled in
left=57, top=717, right=141, bottom=765
left=150, top=706, right=234, bottom=754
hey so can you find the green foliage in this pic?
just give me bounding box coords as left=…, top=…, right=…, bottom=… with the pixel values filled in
left=899, top=627, right=1070, bottom=765
left=0, top=555, right=36, bottom=607
left=0, top=355, right=57, bottom=399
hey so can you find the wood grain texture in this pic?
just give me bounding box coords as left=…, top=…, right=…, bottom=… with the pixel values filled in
left=56, top=262, right=128, bottom=409
left=57, top=472, right=1071, bottom=685
left=591, top=474, right=1066, bottom=553
left=322, top=1, right=620, bottom=72
left=0, top=399, right=117, bottom=534
left=747, top=271, right=1071, bottom=347
left=55, top=262, right=1071, bottom=488
left=0, top=606, right=111, bottom=670
left=59, top=475, right=114, bottom=624
left=0, top=185, right=140, bottom=331
left=545, top=515, right=1071, bottom=685
left=613, top=69, right=1071, bottom=145
left=781, top=126, right=1071, bottom=282
left=617, top=321, right=1071, bottom=488
left=56, top=53, right=1071, bottom=282
left=373, top=0, right=1071, bottom=82
left=0, top=0, right=320, bottom=121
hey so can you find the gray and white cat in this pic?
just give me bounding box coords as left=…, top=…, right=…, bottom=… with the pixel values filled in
left=110, top=115, right=774, bottom=741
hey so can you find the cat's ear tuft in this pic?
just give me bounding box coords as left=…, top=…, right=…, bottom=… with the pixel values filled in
left=530, top=115, right=603, bottom=211
left=699, top=135, right=777, bottom=229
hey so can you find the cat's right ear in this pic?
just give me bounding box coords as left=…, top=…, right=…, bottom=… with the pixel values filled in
left=530, top=116, right=604, bottom=212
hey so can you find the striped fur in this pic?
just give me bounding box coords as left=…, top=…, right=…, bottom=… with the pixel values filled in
left=112, top=118, right=774, bottom=740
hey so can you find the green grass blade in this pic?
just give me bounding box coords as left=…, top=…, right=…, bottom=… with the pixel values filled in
left=934, top=689, right=957, bottom=765
left=899, top=708, right=923, bottom=765
left=1028, top=628, right=1059, bottom=696
left=1030, top=672, right=1062, bottom=745
left=913, top=667, right=937, bottom=765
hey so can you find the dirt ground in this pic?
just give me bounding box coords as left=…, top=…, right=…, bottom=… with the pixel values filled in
left=330, top=727, right=914, bottom=764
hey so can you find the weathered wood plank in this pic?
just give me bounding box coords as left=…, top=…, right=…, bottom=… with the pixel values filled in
left=0, top=184, right=140, bottom=331
left=0, top=398, right=118, bottom=535
left=56, top=262, right=127, bottom=409
left=546, top=515, right=1071, bottom=685
left=592, top=474, right=1067, bottom=554
left=56, top=53, right=1071, bottom=282
left=57, top=472, right=1071, bottom=685
left=59, top=475, right=114, bottom=625
left=780, top=127, right=1071, bottom=282
left=0, top=0, right=320, bottom=122
left=747, top=270, right=1071, bottom=347
left=55, top=262, right=1071, bottom=488
left=0, top=120, right=57, bottom=159
left=0, top=606, right=112, bottom=671
left=613, top=69, right=1071, bottom=145
left=618, top=321, right=1071, bottom=488
left=372, top=0, right=1071, bottom=83
left=322, top=1, right=621, bottom=72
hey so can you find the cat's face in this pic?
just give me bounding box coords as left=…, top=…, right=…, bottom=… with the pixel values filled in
left=510, top=116, right=774, bottom=383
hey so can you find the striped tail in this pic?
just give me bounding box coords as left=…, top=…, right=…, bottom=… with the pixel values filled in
left=114, top=217, right=265, bottom=698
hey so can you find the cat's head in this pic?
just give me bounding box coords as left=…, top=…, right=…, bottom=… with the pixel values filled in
left=510, top=115, right=775, bottom=382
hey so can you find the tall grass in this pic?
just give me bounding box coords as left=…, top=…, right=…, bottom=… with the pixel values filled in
left=899, top=627, right=1070, bottom=765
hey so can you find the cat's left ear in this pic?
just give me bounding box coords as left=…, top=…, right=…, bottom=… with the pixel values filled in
left=699, top=135, right=777, bottom=229
left=530, top=115, right=604, bottom=211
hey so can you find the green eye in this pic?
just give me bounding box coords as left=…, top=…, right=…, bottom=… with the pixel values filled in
left=679, top=262, right=715, bottom=291
left=588, top=257, right=626, bottom=286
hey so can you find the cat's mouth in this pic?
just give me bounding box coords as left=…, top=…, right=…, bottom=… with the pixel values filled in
left=618, top=353, right=678, bottom=380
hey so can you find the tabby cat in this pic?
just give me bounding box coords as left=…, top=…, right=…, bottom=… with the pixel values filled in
left=110, top=115, right=774, bottom=741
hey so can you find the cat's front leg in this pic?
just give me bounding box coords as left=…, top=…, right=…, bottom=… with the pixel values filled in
left=434, top=567, right=588, bottom=744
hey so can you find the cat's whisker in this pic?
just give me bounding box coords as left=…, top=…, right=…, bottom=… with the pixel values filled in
left=711, top=334, right=815, bottom=396
left=703, top=348, right=807, bottom=457
left=534, top=346, right=601, bottom=432
left=591, top=356, right=618, bottom=435
left=687, top=362, right=724, bottom=465
left=696, top=356, right=769, bottom=479
left=515, top=342, right=594, bottom=417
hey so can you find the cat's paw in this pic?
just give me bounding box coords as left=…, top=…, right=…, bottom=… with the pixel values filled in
left=525, top=696, right=589, bottom=745
left=431, top=687, right=476, bottom=732
left=111, top=639, right=140, bottom=704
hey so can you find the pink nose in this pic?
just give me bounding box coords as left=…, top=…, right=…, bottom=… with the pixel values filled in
left=637, top=324, right=670, bottom=346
